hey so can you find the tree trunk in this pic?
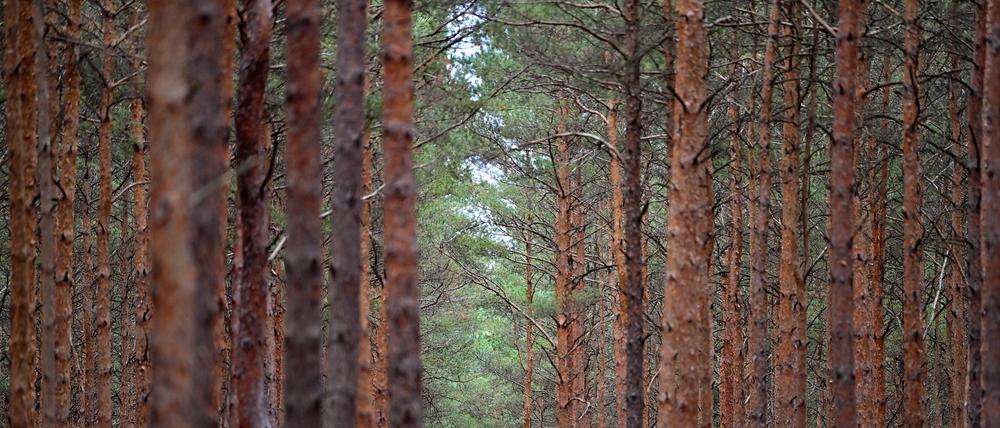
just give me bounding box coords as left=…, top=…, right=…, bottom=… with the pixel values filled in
left=96, top=2, right=115, bottom=424
left=234, top=0, right=274, bottom=425
left=747, top=1, right=780, bottom=424
left=57, top=0, right=83, bottom=424
left=383, top=1, right=422, bottom=425
left=607, top=92, right=628, bottom=428
left=35, top=0, right=59, bottom=423
left=523, top=231, right=535, bottom=428
left=720, top=52, right=745, bottom=428
left=283, top=0, right=324, bottom=425
left=357, top=125, right=376, bottom=427
left=967, top=3, right=987, bottom=426
left=775, top=1, right=805, bottom=424
left=622, top=1, right=645, bottom=426
left=980, top=0, right=1000, bottom=424
left=870, top=58, right=893, bottom=426
left=554, top=106, right=574, bottom=428
left=148, top=1, right=202, bottom=425
left=183, top=1, right=230, bottom=424
left=657, top=0, right=710, bottom=423
left=945, top=69, right=969, bottom=428
left=901, top=0, right=926, bottom=424
left=829, top=0, right=861, bottom=422
left=330, top=0, right=369, bottom=424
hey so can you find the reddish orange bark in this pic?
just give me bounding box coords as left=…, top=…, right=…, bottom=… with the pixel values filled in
left=523, top=231, right=536, bottom=428
left=945, top=71, right=968, bottom=428
left=967, top=4, right=987, bottom=426
left=96, top=3, right=115, bottom=423
left=829, top=0, right=862, bottom=423
left=383, top=1, right=422, bottom=425
left=657, top=0, right=710, bottom=424
left=775, top=2, right=805, bottom=424
left=554, top=107, right=575, bottom=428
left=357, top=127, right=376, bottom=427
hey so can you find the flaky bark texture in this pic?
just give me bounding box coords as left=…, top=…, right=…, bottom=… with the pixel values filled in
left=829, top=0, right=860, bottom=423
left=607, top=94, right=629, bottom=428
left=148, top=1, right=202, bottom=425
left=330, top=0, right=369, bottom=424
left=901, top=0, right=926, bottom=424
left=96, top=3, right=115, bottom=424
left=383, top=1, right=423, bottom=425
left=981, top=0, right=1000, bottom=423
left=55, top=0, right=83, bottom=424
left=185, top=1, right=229, bottom=424
left=622, top=1, right=645, bottom=426
left=554, top=109, right=574, bottom=428
left=775, top=2, right=805, bottom=424
left=357, top=126, right=377, bottom=427
left=4, top=2, right=41, bottom=423
left=234, top=0, right=274, bottom=425
left=283, top=0, right=324, bottom=425
left=968, top=4, right=987, bottom=426
left=657, top=0, right=710, bottom=423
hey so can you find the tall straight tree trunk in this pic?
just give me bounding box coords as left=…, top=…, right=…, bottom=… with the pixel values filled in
left=945, top=70, right=969, bottom=428
left=383, top=1, right=422, bottom=425
left=901, top=0, right=926, bottom=424
left=56, top=0, right=83, bottom=424
left=775, top=2, right=805, bottom=424
left=748, top=1, right=779, bottom=424
left=330, top=0, right=369, bottom=424
left=554, top=108, right=574, bottom=428
left=607, top=92, right=629, bottom=428
left=234, top=0, right=274, bottom=425
left=980, top=0, right=1000, bottom=424
left=148, top=1, right=203, bottom=425
left=657, top=0, right=710, bottom=423
left=720, top=53, right=745, bottom=428
left=96, top=2, right=115, bottom=424
left=221, top=0, right=239, bottom=421
left=596, top=239, right=608, bottom=428
left=4, top=2, right=41, bottom=424
left=185, top=1, right=229, bottom=424
left=829, top=0, right=861, bottom=423
left=570, top=163, right=589, bottom=427
left=853, top=52, right=877, bottom=428
left=357, top=125, right=376, bottom=427
left=35, top=0, right=59, bottom=423
left=284, top=0, right=324, bottom=425
left=870, top=58, right=893, bottom=426
left=622, top=1, right=645, bottom=426
left=523, top=231, right=535, bottom=428
left=967, top=3, right=987, bottom=426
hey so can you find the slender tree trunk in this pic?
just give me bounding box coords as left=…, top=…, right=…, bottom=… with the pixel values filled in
left=607, top=92, right=628, bottom=428
left=775, top=2, right=805, bottom=424
left=980, top=0, right=1000, bottom=424
left=234, top=0, right=274, bottom=425
left=657, top=0, right=710, bottom=424
left=148, top=1, right=203, bottom=425
left=357, top=125, right=376, bottom=427
left=330, top=0, right=369, bottom=424
left=35, top=0, right=59, bottom=423
left=554, top=107, right=574, bottom=428
left=829, top=0, right=861, bottom=422
left=901, top=0, right=926, bottom=424
left=523, top=232, right=535, bottom=428
left=967, top=3, right=987, bottom=426
left=283, top=0, right=324, bottom=425
left=221, top=0, right=239, bottom=422
left=571, top=163, right=588, bottom=427
left=945, top=70, right=969, bottom=428
left=622, top=1, right=645, bottom=426
left=96, top=2, right=116, bottom=424
left=383, top=1, right=422, bottom=425
left=596, top=239, right=608, bottom=428
left=720, top=54, right=745, bottom=428
left=870, top=58, right=893, bottom=426
left=854, top=52, right=876, bottom=428
left=747, top=1, right=780, bottom=424
left=56, top=0, right=83, bottom=424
